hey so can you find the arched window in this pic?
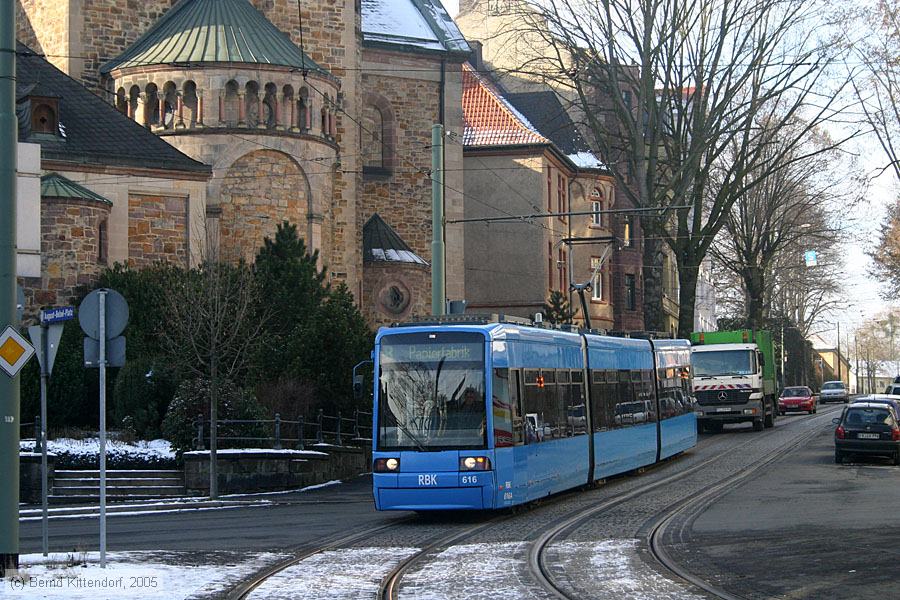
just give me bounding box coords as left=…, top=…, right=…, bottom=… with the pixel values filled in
left=590, top=188, right=604, bottom=227
left=116, top=87, right=127, bottom=115
left=145, top=83, right=160, bottom=126
left=245, top=81, right=260, bottom=127
left=162, top=81, right=177, bottom=129
left=224, top=80, right=240, bottom=126
left=263, top=83, right=278, bottom=128
left=183, top=80, right=198, bottom=127
left=98, top=218, right=108, bottom=265
left=362, top=104, right=384, bottom=168
left=31, top=103, right=57, bottom=134
left=298, top=87, right=311, bottom=132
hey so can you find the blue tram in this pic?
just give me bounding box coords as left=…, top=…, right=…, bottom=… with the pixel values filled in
left=372, top=318, right=696, bottom=511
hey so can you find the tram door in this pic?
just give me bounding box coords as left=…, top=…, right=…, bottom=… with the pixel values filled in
left=492, top=368, right=529, bottom=506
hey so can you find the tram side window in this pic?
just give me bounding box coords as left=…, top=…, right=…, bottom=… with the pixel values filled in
left=510, top=369, right=525, bottom=445
left=523, top=369, right=546, bottom=443
left=492, top=368, right=523, bottom=448
left=590, top=371, right=607, bottom=431
left=639, top=369, right=657, bottom=423
left=568, top=370, right=587, bottom=435
left=543, top=370, right=566, bottom=440
left=658, top=367, right=689, bottom=419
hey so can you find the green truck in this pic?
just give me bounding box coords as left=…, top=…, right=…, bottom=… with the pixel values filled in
left=690, top=330, right=777, bottom=432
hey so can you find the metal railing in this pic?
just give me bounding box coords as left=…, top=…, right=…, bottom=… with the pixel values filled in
left=193, top=409, right=372, bottom=451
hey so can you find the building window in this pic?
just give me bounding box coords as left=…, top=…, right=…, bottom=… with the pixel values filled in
left=31, top=99, right=59, bottom=135
left=591, top=257, right=604, bottom=301
left=548, top=241, right=554, bottom=291
left=547, top=168, right=552, bottom=212
left=557, top=174, right=566, bottom=220
left=623, top=215, right=634, bottom=246
left=558, top=249, right=568, bottom=291
left=625, top=274, right=636, bottom=310
left=591, top=189, right=603, bottom=226
left=98, top=218, right=108, bottom=265
left=362, top=104, right=384, bottom=168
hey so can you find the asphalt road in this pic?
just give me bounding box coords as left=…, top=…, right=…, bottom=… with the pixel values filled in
left=18, top=477, right=402, bottom=554
left=678, top=402, right=900, bottom=599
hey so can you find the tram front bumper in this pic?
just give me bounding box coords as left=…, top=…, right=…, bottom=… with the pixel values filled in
left=373, top=471, right=495, bottom=510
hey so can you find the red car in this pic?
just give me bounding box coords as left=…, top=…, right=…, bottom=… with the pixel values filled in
left=779, top=386, right=817, bottom=415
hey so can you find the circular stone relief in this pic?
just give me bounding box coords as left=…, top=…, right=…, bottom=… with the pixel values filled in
left=378, top=279, right=412, bottom=316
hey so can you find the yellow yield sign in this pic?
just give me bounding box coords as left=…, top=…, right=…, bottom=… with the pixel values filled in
left=0, top=325, right=36, bottom=377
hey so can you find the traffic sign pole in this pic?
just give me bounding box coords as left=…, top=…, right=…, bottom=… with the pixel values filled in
left=0, top=0, right=20, bottom=576
left=40, top=321, right=48, bottom=557
left=99, top=291, right=107, bottom=568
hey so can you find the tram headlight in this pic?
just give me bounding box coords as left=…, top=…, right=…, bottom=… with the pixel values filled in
left=460, top=456, right=491, bottom=471
left=374, top=458, right=400, bottom=472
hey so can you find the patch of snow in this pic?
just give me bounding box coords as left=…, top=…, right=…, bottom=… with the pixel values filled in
left=371, top=248, right=428, bottom=265
left=221, top=479, right=342, bottom=498
left=361, top=0, right=444, bottom=51
left=5, top=551, right=290, bottom=600
left=552, top=539, right=705, bottom=599
left=19, top=438, right=175, bottom=460
left=247, top=547, right=419, bottom=600
left=19, top=504, right=261, bottom=522
left=567, top=151, right=607, bottom=170
left=403, top=542, right=528, bottom=599
left=182, top=449, right=328, bottom=457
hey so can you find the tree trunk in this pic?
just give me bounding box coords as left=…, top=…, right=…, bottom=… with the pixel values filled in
left=743, top=265, right=767, bottom=330
left=209, top=353, right=218, bottom=500
left=642, top=237, right=665, bottom=332
left=677, top=257, right=700, bottom=339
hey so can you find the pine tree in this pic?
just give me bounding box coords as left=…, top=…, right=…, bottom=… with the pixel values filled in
left=542, top=290, right=576, bottom=325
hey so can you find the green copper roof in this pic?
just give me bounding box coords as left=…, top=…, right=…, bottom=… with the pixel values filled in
left=41, top=173, right=113, bottom=205
left=101, top=0, right=329, bottom=75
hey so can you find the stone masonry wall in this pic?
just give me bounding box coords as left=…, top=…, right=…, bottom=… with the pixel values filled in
left=362, top=262, right=430, bottom=326
left=27, top=197, right=111, bottom=308
left=218, top=149, right=310, bottom=263
left=360, top=67, right=441, bottom=264
left=128, top=194, right=189, bottom=267
left=16, top=0, right=68, bottom=71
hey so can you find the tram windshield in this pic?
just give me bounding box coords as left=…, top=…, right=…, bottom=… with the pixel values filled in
left=692, top=350, right=755, bottom=377
left=377, top=331, right=487, bottom=450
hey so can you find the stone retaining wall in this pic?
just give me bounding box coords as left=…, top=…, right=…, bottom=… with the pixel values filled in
left=182, top=445, right=369, bottom=495
left=20, top=453, right=56, bottom=504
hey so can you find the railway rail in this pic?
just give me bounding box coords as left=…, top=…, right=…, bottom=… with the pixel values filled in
left=226, top=409, right=837, bottom=600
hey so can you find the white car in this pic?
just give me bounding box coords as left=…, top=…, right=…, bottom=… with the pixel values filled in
left=820, top=381, right=848, bottom=403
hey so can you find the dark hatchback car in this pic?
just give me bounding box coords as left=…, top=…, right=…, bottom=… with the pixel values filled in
left=834, top=402, right=900, bottom=465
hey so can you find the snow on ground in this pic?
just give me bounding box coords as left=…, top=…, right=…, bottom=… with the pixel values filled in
left=553, top=539, right=705, bottom=599
left=247, top=547, right=418, bottom=600
left=402, top=542, right=530, bottom=600
left=3, top=551, right=289, bottom=600
left=183, top=449, right=328, bottom=457
left=20, top=438, right=175, bottom=460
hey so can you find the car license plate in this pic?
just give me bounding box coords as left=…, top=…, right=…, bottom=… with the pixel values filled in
left=858, top=433, right=880, bottom=439
left=716, top=407, right=730, bottom=412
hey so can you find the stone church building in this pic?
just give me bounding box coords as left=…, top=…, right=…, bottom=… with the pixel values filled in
left=16, top=0, right=470, bottom=324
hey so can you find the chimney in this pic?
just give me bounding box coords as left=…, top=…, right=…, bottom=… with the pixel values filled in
left=469, top=40, right=484, bottom=71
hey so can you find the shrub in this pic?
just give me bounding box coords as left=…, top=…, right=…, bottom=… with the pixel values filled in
left=113, top=356, right=179, bottom=440
left=162, top=378, right=266, bottom=457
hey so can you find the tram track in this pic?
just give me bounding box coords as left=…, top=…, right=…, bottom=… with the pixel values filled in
left=527, top=408, right=839, bottom=600
left=226, top=517, right=415, bottom=600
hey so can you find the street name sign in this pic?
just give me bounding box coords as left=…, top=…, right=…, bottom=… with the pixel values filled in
left=41, top=306, right=75, bottom=325
left=0, top=325, right=36, bottom=377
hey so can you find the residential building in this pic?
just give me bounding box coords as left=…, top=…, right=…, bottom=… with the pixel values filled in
left=461, top=64, right=624, bottom=328
left=814, top=348, right=852, bottom=388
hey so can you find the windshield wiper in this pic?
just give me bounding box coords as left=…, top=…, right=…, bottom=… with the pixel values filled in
left=384, top=383, right=427, bottom=452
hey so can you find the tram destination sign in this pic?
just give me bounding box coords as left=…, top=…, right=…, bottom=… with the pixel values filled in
left=381, top=342, right=484, bottom=364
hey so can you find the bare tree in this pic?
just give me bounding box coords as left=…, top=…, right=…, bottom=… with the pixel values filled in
left=160, top=260, right=267, bottom=498
left=711, top=124, right=856, bottom=329
left=479, top=0, right=854, bottom=335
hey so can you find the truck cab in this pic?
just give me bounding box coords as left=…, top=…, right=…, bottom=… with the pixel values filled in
left=691, top=337, right=775, bottom=432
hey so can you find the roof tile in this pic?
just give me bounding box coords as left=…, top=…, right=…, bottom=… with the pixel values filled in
left=462, top=64, right=549, bottom=148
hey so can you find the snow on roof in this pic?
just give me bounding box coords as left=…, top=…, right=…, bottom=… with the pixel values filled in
left=567, top=151, right=607, bottom=170
left=361, top=0, right=471, bottom=55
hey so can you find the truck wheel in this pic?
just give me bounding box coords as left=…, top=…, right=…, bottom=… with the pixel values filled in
left=753, top=419, right=764, bottom=431
left=708, top=422, right=723, bottom=433
left=764, top=411, right=774, bottom=428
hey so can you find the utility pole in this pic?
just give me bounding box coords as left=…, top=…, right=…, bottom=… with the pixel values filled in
left=855, top=335, right=861, bottom=394
left=431, top=124, right=445, bottom=316
left=0, top=0, right=20, bottom=575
